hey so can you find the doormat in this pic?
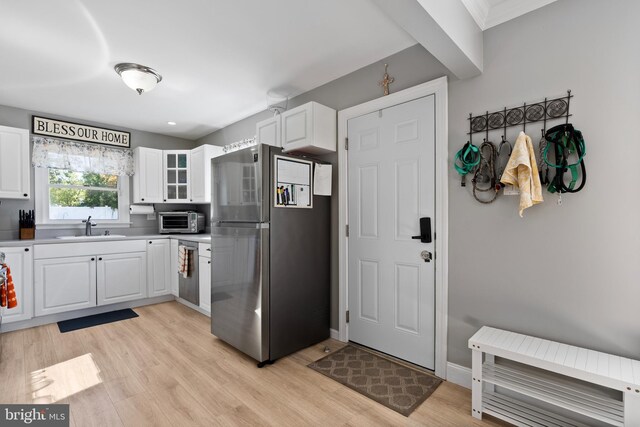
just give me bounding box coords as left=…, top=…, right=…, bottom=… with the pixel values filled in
left=308, top=345, right=442, bottom=416
left=57, top=309, right=138, bottom=333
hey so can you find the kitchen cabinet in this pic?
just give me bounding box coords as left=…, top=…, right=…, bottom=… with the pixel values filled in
left=35, top=256, right=97, bottom=316
left=163, top=150, right=191, bottom=202
left=170, top=239, right=179, bottom=296
left=97, top=252, right=147, bottom=305
left=0, top=246, right=33, bottom=323
left=281, top=102, right=336, bottom=154
left=0, top=125, right=30, bottom=199
left=133, top=147, right=164, bottom=203
left=190, top=144, right=224, bottom=203
left=147, top=239, right=171, bottom=297
left=34, top=240, right=148, bottom=316
left=256, top=115, right=281, bottom=147
left=198, top=242, right=211, bottom=314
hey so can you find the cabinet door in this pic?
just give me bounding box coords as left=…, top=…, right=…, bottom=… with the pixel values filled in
left=191, top=145, right=224, bottom=204
left=147, top=240, right=171, bottom=297
left=35, top=256, right=97, bottom=316
left=256, top=116, right=281, bottom=147
left=163, top=150, right=190, bottom=202
left=133, top=147, right=164, bottom=203
left=170, top=239, right=179, bottom=296
left=0, top=125, right=30, bottom=199
left=0, top=246, right=33, bottom=323
left=190, top=146, right=206, bottom=203
left=97, top=252, right=147, bottom=305
left=281, top=103, right=312, bottom=150
left=198, top=255, right=211, bottom=314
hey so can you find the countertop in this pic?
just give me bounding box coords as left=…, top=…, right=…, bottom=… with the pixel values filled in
left=0, top=234, right=211, bottom=248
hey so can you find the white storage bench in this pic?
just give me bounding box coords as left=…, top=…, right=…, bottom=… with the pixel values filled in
left=469, top=326, right=640, bottom=426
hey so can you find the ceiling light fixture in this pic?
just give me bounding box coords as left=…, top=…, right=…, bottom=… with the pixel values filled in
left=114, top=63, right=162, bottom=95
left=167, top=121, right=176, bottom=126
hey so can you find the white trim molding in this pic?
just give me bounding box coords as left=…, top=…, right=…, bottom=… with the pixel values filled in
left=447, top=362, right=472, bottom=389
left=330, top=328, right=340, bottom=340
left=337, top=76, right=449, bottom=379
left=461, top=0, right=558, bottom=30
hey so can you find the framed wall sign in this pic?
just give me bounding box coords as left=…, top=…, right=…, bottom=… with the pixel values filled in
left=32, top=116, right=131, bottom=148
left=274, top=155, right=313, bottom=208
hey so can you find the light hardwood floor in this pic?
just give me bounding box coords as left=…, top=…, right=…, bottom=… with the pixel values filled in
left=0, top=302, right=508, bottom=426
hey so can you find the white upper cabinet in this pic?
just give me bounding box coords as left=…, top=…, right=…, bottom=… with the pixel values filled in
left=0, top=126, right=30, bottom=199
left=133, top=147, right=164, bottom=203
left=256, top=115, right=281, bottom=147
left=163, top=150, right=191, bottom=202
left=0, top=246, right=33, bottom=323
left=190, top=144, right=224, bottom=203
left=281, top=102, right=336, bottom=154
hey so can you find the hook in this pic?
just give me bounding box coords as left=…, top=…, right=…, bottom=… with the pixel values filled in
left=523, top=102, right=527, bottom=133
left=565, top=90, right=572, bottom=125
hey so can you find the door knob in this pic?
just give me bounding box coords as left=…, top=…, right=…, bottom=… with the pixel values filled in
left=420, top=250, right=432, bottom=263
left=411, top=217, right=432, bottom=243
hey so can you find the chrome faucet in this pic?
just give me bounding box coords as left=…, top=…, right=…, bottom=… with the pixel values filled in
left=82, top=216, right=97, bottom=236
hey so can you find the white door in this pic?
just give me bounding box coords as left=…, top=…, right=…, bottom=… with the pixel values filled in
left=0, top=246, right=33, bottom=323
left=147, top=240, right=171, bottom=297
left=0, top=125, right=30, bottom=199
left=163, top=150, right=190, bottom=202
left=133, top=147, right=163, bottom=203
left=347, top=95, right=436, bottom=369
left=198, top=255, right=211, bottom=313
left=35, top=256, right=97, bottom=316
left=97, top=252, right=146, bottom=305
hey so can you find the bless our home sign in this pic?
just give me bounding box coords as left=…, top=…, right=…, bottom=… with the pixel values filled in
left=32, top=116, right=131, bottom=148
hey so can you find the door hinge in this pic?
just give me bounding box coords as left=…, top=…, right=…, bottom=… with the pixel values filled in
left=346, top=310, right=350, bottom=323
left=345, top=138, right=349, bottom=150
left=345, top=225, right=349, bottom=237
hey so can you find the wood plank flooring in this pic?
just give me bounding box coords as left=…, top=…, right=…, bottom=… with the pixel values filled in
left=0, top=302, right=508, bottom=426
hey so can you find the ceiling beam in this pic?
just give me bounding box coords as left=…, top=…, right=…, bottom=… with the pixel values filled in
left=371, top=0, right=483, bottom=79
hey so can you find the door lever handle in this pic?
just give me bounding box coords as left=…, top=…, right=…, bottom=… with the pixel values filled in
left=411, top=217, right=432, bottom=243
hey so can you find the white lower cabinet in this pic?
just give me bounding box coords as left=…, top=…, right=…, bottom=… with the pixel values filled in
left=198, top=256, right=211, bottom=314
left=146, top=240, right=171, bottom=297
left=35, top=256, right=97, bottom=316
left=34, top=240, right=150, bottom=317
left=97, top=252, right=147, bottom=306
left=0, top=246, right=33, bottom=323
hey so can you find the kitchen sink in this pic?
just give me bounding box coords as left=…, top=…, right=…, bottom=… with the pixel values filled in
left=56, top=234, right=127, bottom=240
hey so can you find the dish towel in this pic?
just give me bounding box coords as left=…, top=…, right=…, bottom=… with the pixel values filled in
left=178, top=246, right=191, bottom=279
left=0, top=264, right=17, bottom=309
left=500, top=131, right=544, bottom=217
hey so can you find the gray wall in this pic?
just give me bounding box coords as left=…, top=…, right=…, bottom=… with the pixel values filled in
left=0, top=105, right=196, bottom=240
left=447, top=0, right=640, bottom=367
left=198, top=0, right=640, bottom=369
left=196, top=44, right=452, bottom=331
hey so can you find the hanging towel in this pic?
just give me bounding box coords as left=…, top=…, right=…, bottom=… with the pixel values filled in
left=178, top=246, right=191, bottom=279
left=0, top=265, right=17, bottom=309
left=500, top=131, right=544, bottom=217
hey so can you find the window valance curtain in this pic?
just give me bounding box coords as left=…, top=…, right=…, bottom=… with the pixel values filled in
left=32, top=137, right=134, bottom=176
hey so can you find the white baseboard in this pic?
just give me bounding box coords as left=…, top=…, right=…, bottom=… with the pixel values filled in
left=446, top=362, right=472, bottom=389
left=330, top=328, right=340, bottom=340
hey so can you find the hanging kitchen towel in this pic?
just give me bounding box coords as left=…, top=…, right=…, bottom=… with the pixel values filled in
left=178, top=246, right=191, bottom=278
left=500, top=131, right=544, bottom=217
left=0, top=265, right=17, bottom=309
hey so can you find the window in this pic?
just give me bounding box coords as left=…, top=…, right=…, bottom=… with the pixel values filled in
left=35, top=167, right=130, bottom=226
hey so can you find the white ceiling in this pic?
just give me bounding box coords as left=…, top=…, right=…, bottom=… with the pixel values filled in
left=0, top=0, right=416, bottom=140
left=461, top=0, right=558, bottom=30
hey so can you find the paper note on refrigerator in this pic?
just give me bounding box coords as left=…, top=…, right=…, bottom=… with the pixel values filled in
left=313, top=163, right=332, bottom=196
left=296, top=185, right=310, bottom=206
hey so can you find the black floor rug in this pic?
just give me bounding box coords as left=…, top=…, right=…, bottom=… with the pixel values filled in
left=57, top=308, right=138, bottom=333
left=308, top=345, right=442, bottom=416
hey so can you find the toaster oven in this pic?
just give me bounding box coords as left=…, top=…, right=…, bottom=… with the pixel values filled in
left=158, top=211, right=205, bottom=234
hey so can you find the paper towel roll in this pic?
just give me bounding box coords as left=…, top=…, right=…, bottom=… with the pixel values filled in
left=129, top=204, right=155, bottom=215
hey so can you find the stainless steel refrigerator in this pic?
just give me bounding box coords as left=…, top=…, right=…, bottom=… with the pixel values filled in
left=210, top=145, right=330, bottom=366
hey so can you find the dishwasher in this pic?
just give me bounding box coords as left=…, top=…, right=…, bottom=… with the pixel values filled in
left=178, top=240, right=199, bottom=306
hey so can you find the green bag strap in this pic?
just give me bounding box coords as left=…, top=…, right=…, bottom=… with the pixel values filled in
left=454, top=142, right=480, bottom=176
